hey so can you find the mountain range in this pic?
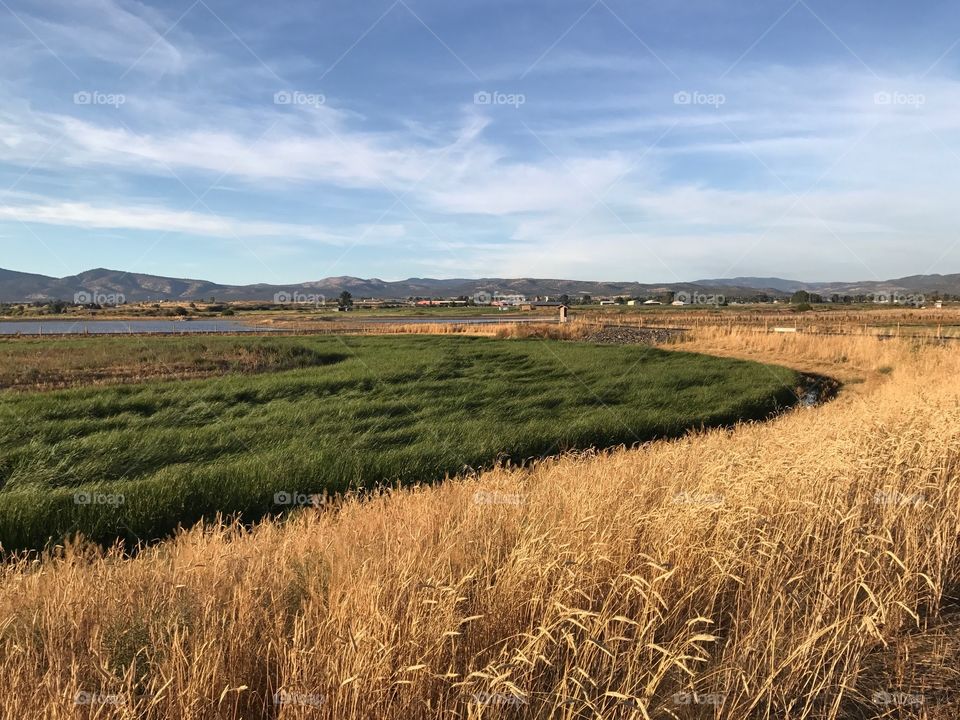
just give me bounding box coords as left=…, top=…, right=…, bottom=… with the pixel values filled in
left=0, top=267, right=958, bottom=303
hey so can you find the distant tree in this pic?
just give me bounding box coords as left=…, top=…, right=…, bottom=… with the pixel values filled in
left=580, top=294, right=592, bottom=305
left=559, top=294, right=570, bottom=305
left=339, top=291, right=353, bottom=308
left=793, top=302, right=813, bottom=312
left=173, top=306, right=189, bottom=316
left=791, top=290, right=811, bottom=304
left=615, top=296, right=627, bottom=305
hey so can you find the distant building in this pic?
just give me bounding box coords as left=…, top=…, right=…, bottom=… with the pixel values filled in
left=643, top=299, right=662, bottom=305
left=671, top=300, right=686, bottom=306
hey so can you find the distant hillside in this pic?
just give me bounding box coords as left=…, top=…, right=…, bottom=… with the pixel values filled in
left=697, top=274, right=960, bottom=297
left=0, top=268, right=782, bottom=303
left=1, top=267, right=958, bottom=303
left=698, top=277, right=812, bottom=293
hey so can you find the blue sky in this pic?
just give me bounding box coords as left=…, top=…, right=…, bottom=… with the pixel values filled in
left=2, top=0, right=960, bottom=284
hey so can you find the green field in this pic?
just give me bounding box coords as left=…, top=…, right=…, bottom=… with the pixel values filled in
left=0, top=335, right=800, bottom=551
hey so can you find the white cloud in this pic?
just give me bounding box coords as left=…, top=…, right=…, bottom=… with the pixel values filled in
left=0, top=198, right=405, bottom=245
left=10, top=0, right=188, bottom=75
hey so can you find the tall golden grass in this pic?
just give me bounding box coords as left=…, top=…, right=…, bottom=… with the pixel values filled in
left=1, top=331, right=958, bottom=718
left=304, top=320, right=594, bottom=340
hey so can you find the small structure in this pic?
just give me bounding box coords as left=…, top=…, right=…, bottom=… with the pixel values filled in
left=935, top=300, right=944, bottom=309
left=559, top=305, right=569, bottom=323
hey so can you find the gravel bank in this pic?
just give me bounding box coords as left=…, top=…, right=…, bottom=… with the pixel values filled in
left=581, top=325, right=686, bottom=345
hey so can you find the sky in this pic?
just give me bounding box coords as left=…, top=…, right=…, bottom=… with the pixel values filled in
left=2, top=0, right=960, bottom=285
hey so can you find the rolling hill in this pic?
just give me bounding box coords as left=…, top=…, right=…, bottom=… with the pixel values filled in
left=0, top=267, right=958, bottom=303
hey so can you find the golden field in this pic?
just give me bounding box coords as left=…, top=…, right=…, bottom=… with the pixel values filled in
left=1, top=326, right=958, bottom=719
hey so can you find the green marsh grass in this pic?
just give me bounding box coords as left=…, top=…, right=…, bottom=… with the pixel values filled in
left=0, top=335, right=799, bottom=550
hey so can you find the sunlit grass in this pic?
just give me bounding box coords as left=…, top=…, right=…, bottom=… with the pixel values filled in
left=0, top=331, right=956, bottom=718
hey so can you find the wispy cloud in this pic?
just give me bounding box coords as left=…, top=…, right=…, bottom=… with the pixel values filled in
left=0, top=196, right=406, bottom=245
